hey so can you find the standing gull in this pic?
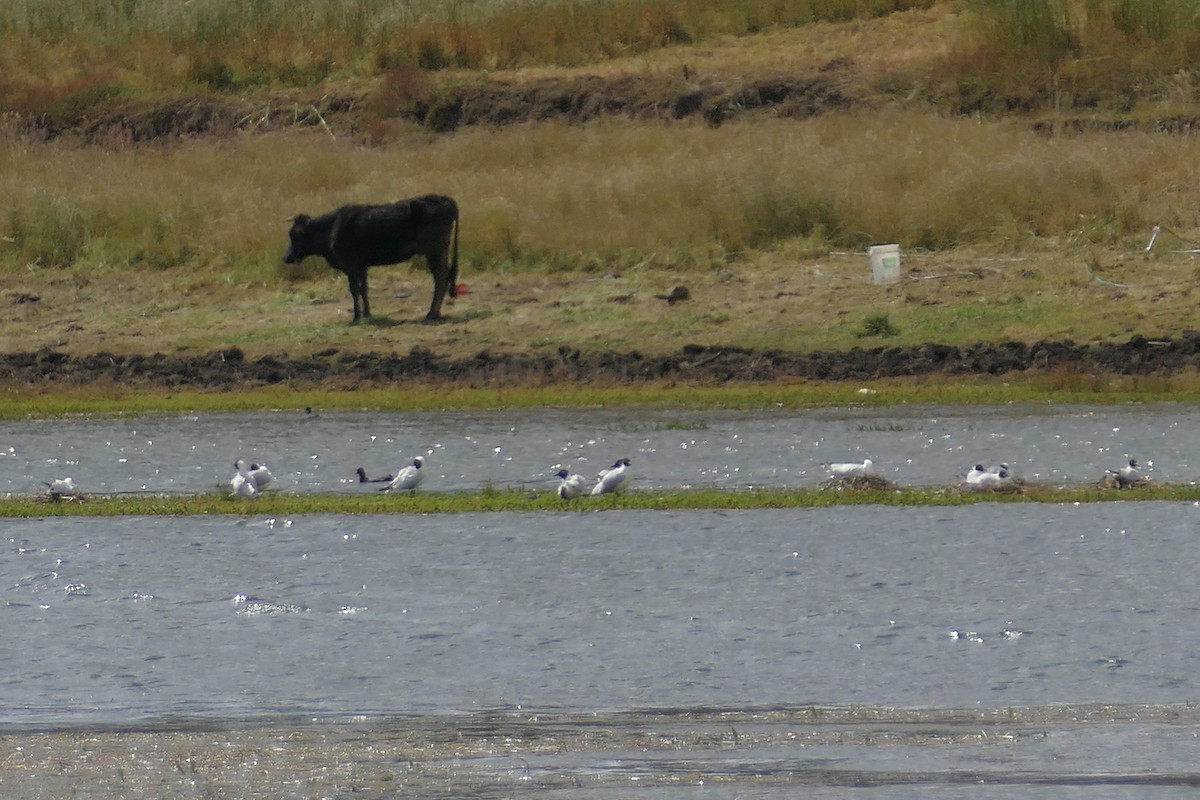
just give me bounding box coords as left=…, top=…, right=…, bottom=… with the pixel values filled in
left=45, top=477, right=77, bottom=499
left=248, top=462, right=273, bottom=490
left=827, top=458, right=873, bottom=478
left=591, top=458, right=631, bottom=496
left=234, top=459, right=272, bottom=491
left=555, top=469, right=588, bottom=499
left=1110, top=457, right=1143, bottom=488
left=381, top=456, right=425, bottom=493
left=229, top=464, right=256, bottom=498
left=967, top=465, right=1010, bottom=488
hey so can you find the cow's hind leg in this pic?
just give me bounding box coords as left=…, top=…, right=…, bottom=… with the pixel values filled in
left=346, top=270, right=365, bottom=322
left=359, top=271, right=371, bottom=319
left=423, top=252, right=451, bottom=323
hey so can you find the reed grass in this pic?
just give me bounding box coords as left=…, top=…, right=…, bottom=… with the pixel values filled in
left=5, top=0, right=1199, bottom=122
left=1, top=112, right=1193, bottom=285
left=5, top=481, right=1198, bottom=517
left=0, top=0, right=933, bottom=111
left=946, top=0, right=1200, bottom=114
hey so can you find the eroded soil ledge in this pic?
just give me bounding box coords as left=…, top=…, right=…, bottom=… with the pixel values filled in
left=14, top=67, right=1200, bottom=146
left=4, top=336, right=1197, bottom=390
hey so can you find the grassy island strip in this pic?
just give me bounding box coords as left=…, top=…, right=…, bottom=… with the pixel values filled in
left=5, top=483, right=1200, bottom=517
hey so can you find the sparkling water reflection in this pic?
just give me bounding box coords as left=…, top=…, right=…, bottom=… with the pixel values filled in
left=4, top=502, right=1198, bottom=727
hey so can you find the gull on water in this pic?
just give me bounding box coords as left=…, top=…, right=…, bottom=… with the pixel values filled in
left=591, top=458, right=631, bottom=496
left=381, top=456, right=425, bottom=493
left=555, top=469, right=588, bottom=499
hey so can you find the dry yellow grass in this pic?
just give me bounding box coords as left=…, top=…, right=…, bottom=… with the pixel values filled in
left=494, top=3, right=958, bottom=82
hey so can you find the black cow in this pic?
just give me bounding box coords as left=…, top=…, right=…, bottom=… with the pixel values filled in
left=284, top=194, right=459, bottom=323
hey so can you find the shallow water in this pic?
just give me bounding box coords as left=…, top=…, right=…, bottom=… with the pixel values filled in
left=8, top=502, right=1200, bottom=726
left=0, top=403, right=1194, bottom=495
left=5, top=502, right=1200, bottom=795
left=7, top=503, right=1200, bottom=796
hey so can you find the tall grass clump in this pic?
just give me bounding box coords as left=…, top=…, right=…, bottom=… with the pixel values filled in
left=6, top=193, right=88, bottom=269
left=946, top=0, right=1200, bottom=114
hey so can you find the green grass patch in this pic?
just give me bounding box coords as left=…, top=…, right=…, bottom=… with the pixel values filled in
left=7, top=372, right=1200, bottom=419
left=7, top=482, right=1199, bottom=518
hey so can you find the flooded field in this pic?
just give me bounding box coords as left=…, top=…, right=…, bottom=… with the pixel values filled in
left=3, top=405, right=1199, bottom=796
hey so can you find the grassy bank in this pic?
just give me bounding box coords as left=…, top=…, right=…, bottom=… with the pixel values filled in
left=3, top=114, right=1200, bottom=363
left=2, top=3, right=1200, bottom=405
left=5, top=369, right=1200, bottom=419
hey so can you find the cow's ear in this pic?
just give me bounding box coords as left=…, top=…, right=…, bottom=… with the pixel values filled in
left=291, top=214, right=310, bottom=227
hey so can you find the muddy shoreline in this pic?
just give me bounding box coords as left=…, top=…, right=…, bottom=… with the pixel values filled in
left=4, top=336, right=1198, bottom=390
left=2, top=705, right=1196, bottom=798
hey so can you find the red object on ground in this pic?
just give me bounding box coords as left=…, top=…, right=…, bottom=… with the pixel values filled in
left=455, top=282, right=470, bottom=295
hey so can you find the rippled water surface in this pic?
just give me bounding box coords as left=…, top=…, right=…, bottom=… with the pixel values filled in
left=2, top=404, right=1196, bottom=495
left=4, top=405, right=1200, bottom=796
left=7, top=502, right=1199, bottom=724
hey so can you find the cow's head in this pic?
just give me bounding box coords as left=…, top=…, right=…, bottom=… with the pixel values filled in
left=283, top=214, right=313, bottom=263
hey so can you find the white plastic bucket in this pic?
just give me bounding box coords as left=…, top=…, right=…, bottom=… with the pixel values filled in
left=868, top=244, right=901, bottom=285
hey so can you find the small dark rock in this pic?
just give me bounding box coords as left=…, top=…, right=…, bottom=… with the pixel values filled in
left=655, top=285, right=690, bottom=305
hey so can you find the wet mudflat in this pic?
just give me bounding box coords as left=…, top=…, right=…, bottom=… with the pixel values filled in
left=4, top=499, right=1200, bottom=797
left=4, top=705, right=1200, bottom=798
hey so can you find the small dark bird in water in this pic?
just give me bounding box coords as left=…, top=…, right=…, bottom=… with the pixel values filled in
left=356, top=467, right=394, bottom=484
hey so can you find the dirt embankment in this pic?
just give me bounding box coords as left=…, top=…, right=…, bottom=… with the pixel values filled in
left=8, top=68, right=863, bottom=145
left=16, top=62, right=1196, bottom=146
left=5, top=335, right=1199, bottom=389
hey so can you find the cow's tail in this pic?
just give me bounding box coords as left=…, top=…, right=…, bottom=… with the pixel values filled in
left=448, top=200, right=460, bottom=298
